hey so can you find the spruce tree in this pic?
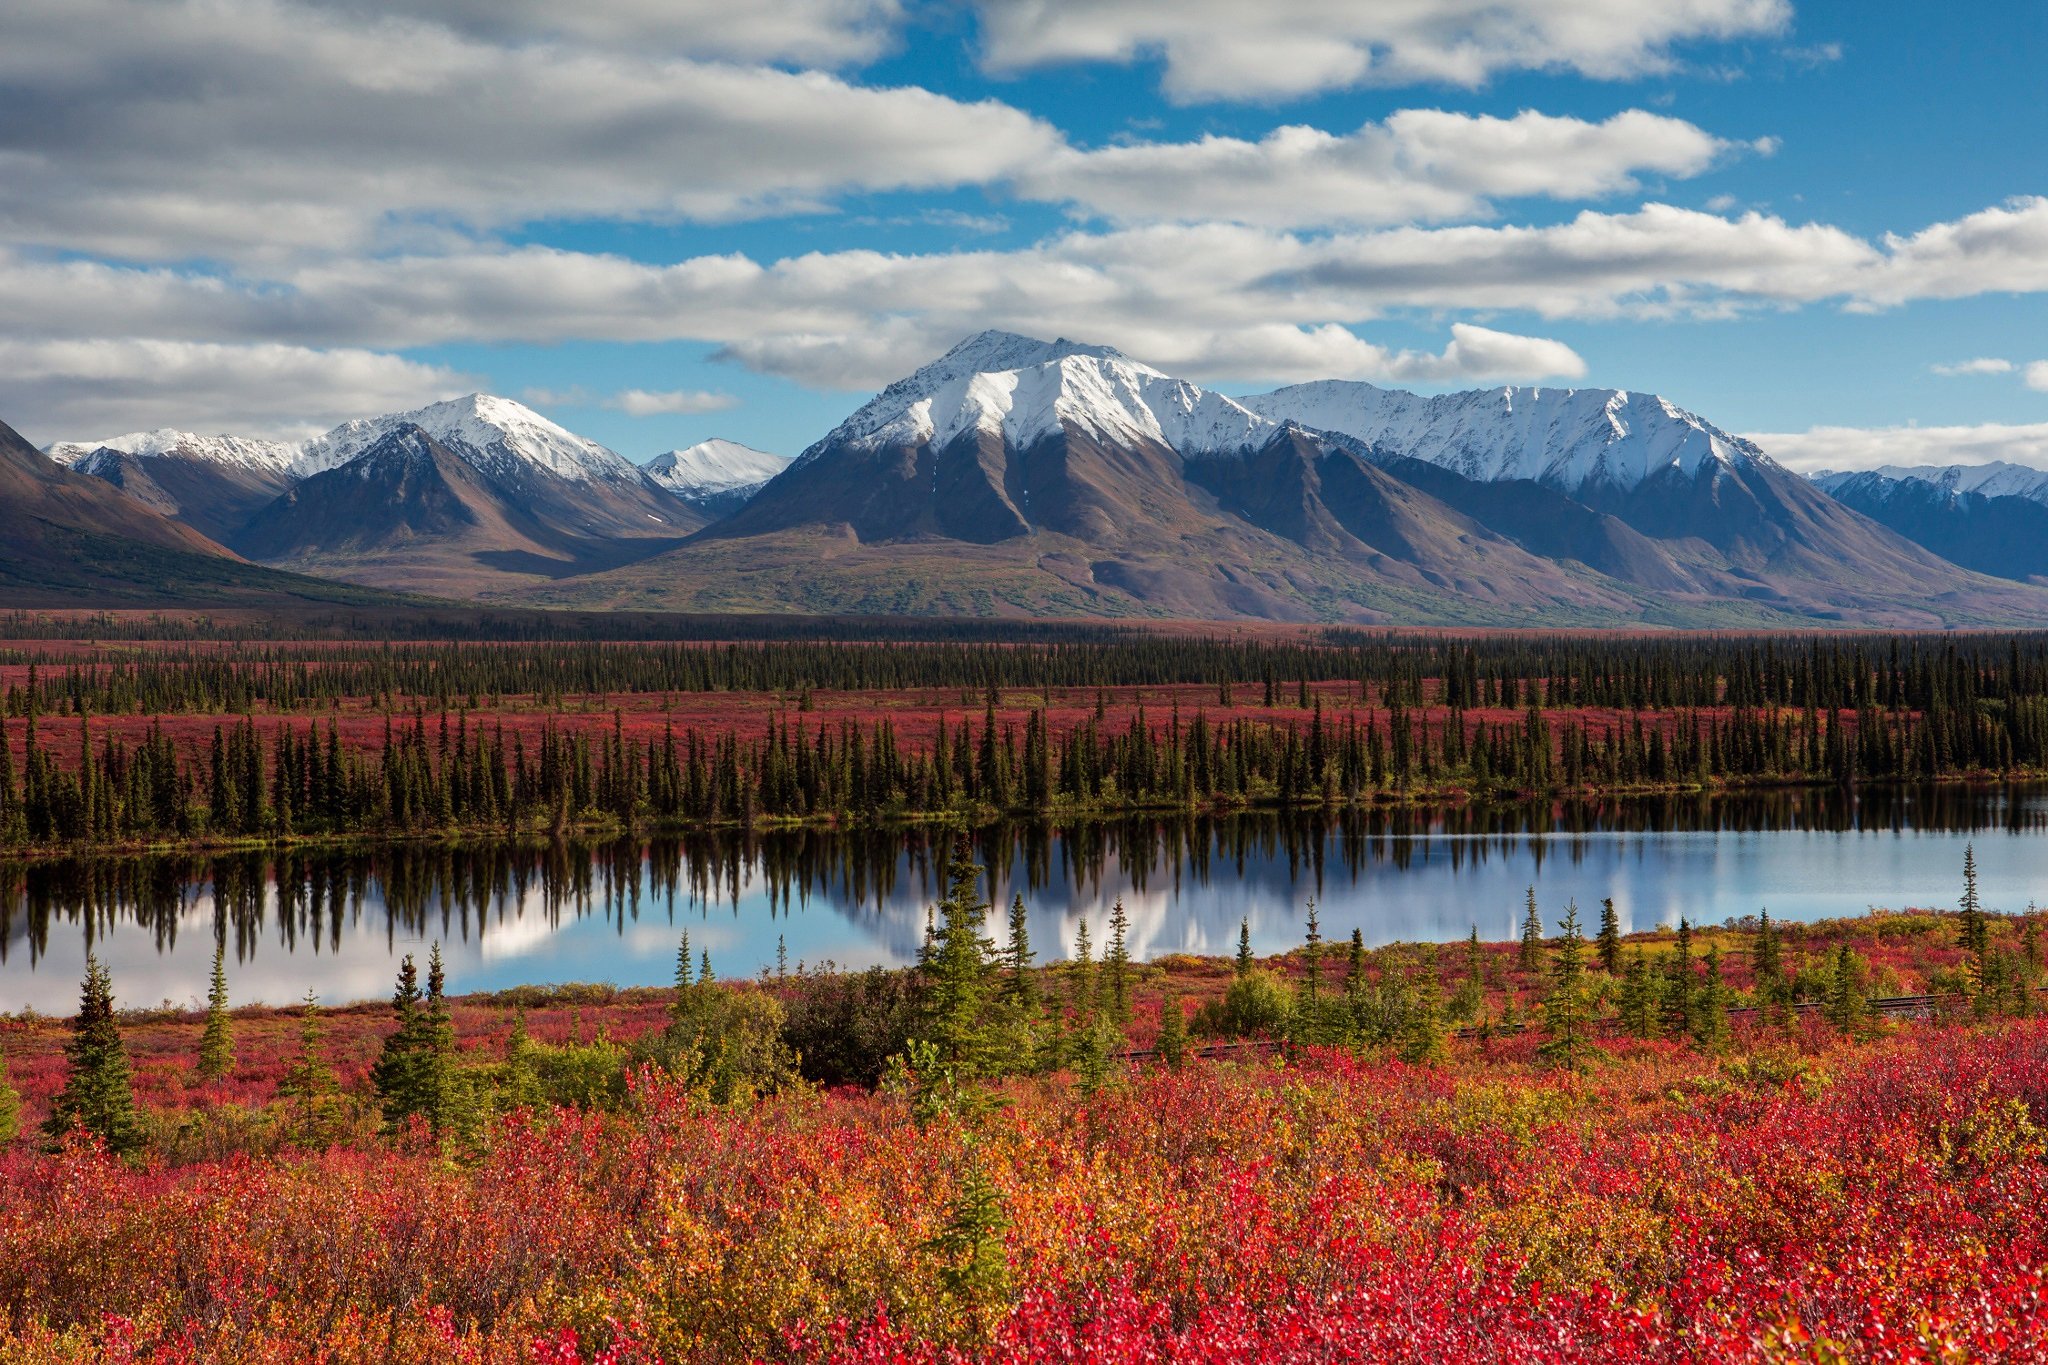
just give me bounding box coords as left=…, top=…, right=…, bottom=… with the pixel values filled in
left=1618, top=950, right=1657, bottom=1039
left=44, top=956, right=142, bottom=1156
left=1397, top=949, right=1446, bottom=1065
left=1825, top=943, right=1863, bottom=1033
left=1234, top=918, right=1254, bottom=977
left=1004, top=893, right=1037, bottom=1009
left=921, top=838, right=999, bottom=1076
left=1103, top=898, right=1132, bottom=1026
left=1518, top=887, right=1543, bottom=971
left=1596, top=898, right=1622, bottom=974
left=1539, top=901, right=1589, bottom=1072
left=278, top=991, right=339, bottom=1143
left=372, top=951, right=453, bottom=1135
left=1753, top=911, right=1784, bottom=1020
left=1959, top=844, right=1989, bottom=963
left=1694, top=945, right=1730, bottom=1051
left=1660, top=918, right=1695, bottom=1039
left=1156, top=988, right=1188, bottom=1070
left=196, top=940, right=235, bottom=1082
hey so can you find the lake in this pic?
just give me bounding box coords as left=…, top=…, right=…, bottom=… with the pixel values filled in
left=3, top=784, right=2046, bottom=1012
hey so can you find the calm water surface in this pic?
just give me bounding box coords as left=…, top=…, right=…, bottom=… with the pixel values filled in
left=3, top=786, right=2046, bottom=1011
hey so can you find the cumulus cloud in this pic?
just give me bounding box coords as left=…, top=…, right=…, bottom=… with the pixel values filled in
left=1748, top=422, right=2048, bottom=473
left=0, top=340, right=471, bottom=444
left=1931, top=358, right=2015, bottom=376
left=0, top=0, right=1059, bottom=262
left=973, top=0, right=1790, bottom=101
left=2028, top=361, right=2048, bottom=392
left=330, top=0, right=904, bottom=65
left=6, top=199, right=2048, bottom=386
left=1027, top=109, right=1748, bottom=228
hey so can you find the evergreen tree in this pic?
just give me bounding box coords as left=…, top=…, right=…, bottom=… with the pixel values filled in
left=1234, top=918, right=1254, bottom=977
left=1824, top=943, right=1864, bottom=1033
left=1539, top=901, right=1590, bottom=1072
left=371, top=951, right=453, bottom=1135
left=1397, top=949, right=1446, bottom=1065
left=278, top=991, right=339, bottom=1144
left=1103, top=898, right=1132, bottom=1026
left=1003, top=893, right=1037, bottom=1009
left=1660, top=918, right=1695, bottom=1039
left=196, top=940, right=235, bottom=1082
left=1617, top=950, right=1657, bottom=1039
left=920, top=838, right=1000, bottom=1076
left=923, top=1147, right=1012, bottom=1332
left=1959, top=843, right=1989, bottom=965
left=1518, top=886, right=1543, bottom=971
left=1595, top=898, right=1622, bottom=974
left=1753, top=910, right=1784, bottom=1020
left=44, top=956, right=141, bottom=1156
left=1694, top=945, right=1730, bottom=1051
left=1156, top=988, right=1188, bottom=1070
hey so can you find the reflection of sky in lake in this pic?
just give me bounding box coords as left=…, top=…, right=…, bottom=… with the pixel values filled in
left=3, top=788, right=2046, bottom=1012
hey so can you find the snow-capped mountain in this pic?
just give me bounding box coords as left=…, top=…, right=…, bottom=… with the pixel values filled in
left=1808, top=467, right=2048, bottom=584
left=645, top=439, right=789, bottom=497
left=805, top=331, right=1274, bottom=462
left=47, top=428, right=312, bottom=475
left=301, top=394, right=650, bottom=487
left=1813, top=461, right=2048, bottom=506
left=648, top=329, right=2045, bottom=627
left=1238, top=382, right=1769, bottom=493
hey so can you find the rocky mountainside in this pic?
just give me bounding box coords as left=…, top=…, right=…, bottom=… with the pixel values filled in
left=0, top=417, right=406, bottom=607
left=1812, top=469, right=2048, bottom=583
left=538, top=332, right=2048, bottom=625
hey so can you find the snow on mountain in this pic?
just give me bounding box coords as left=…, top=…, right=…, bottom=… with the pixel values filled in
left=808, top=330, right=1273, bottom=460
left=46, top=429, right=311, bottom=475
left=1238, top=381, right=1770, bottom=492
left=644, top=439, right=790, bottom=498
left=1812, top=461, right=2048, bottom=506
left=301, top=394, right=646, bottom=486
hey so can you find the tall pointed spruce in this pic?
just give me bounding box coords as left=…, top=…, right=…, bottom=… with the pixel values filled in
left=1518, top=886, right=1543, bottom=971
left=196, top=940, right=235, bottom=1082
left=1596, top=898, right=1622, bottom=974
left=1539, top=901, right=1589, bottom=1072
left=44, top=955, right=142, bottom=1156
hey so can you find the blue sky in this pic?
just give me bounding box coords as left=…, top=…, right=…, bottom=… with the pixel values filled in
left=3, top=0, right=2045, bottom=471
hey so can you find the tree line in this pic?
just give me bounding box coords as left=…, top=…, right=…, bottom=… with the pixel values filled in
left=7, top=632, right=2048, bottom=718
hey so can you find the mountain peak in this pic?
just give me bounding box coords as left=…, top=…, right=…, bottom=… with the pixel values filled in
left=303, top=393, right=641, bottom=485
left=644, top=438, right=790, bottom=498
left=1241, top=380, right=1769, bottom=493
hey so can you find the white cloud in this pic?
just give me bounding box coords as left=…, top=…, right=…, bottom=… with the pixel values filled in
left=2027, top=361, right=2048, bottom=392
left=0, top=0, right=1058, bottom=262
left=973, top=0, right=1791, bottom=101
left=1850, top=197, right=2048, bottom=310
left=0, top=339, right=471, bottom=444
left=1931, top=357, right=2014, bottom=376
left=334, top=0, right=904, bottom=65
left=1748, top=422, right=2048, bottom=473
left=609, top=388, right=741, bottom=416
left=1027, top=109, right=1747, bottom=228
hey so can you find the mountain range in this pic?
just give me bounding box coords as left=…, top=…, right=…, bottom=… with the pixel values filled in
left=21, top=331, right=2048, bottom=625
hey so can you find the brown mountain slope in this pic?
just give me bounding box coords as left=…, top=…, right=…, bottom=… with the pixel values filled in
left=0, top=417, right=411, bottom=607
left=236, top=424, right=694, bottom=598
left=69, top=445, right=296, bottom=544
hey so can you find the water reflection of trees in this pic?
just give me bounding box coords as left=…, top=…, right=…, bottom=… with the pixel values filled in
left=0, top=784, right=2040, bottom=967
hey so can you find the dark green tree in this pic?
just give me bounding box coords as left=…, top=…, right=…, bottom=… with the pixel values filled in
left=1660, top=918, right=1695, bottom=1039
left=44, top=956, right=142, bottom=1156
left=1234, top=918, right=1254, bottom=977
left=1539, top=901, right=1590, bottom=1072
left=919, top=838, right=1000, bottom=1076
left=1103, top=898, right=1132, bottom=1026
left=1617, top=950, right=1657, bottom=1039
left=196, top=940, right=234, bottom=1082
left=278, top=991, right=340, bottom=1144
left=1156, top=988, right=1188, bottom=1069
left=1694, top=945, right=1730, bottom=1051
left=1003, top=893, right=1037, bottom=1010
left=371, top=951, right=453, bottom=1135
left=1595, top=898, right=1622, bottom=974
left=1518, top=886, right=1543, bottom=971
